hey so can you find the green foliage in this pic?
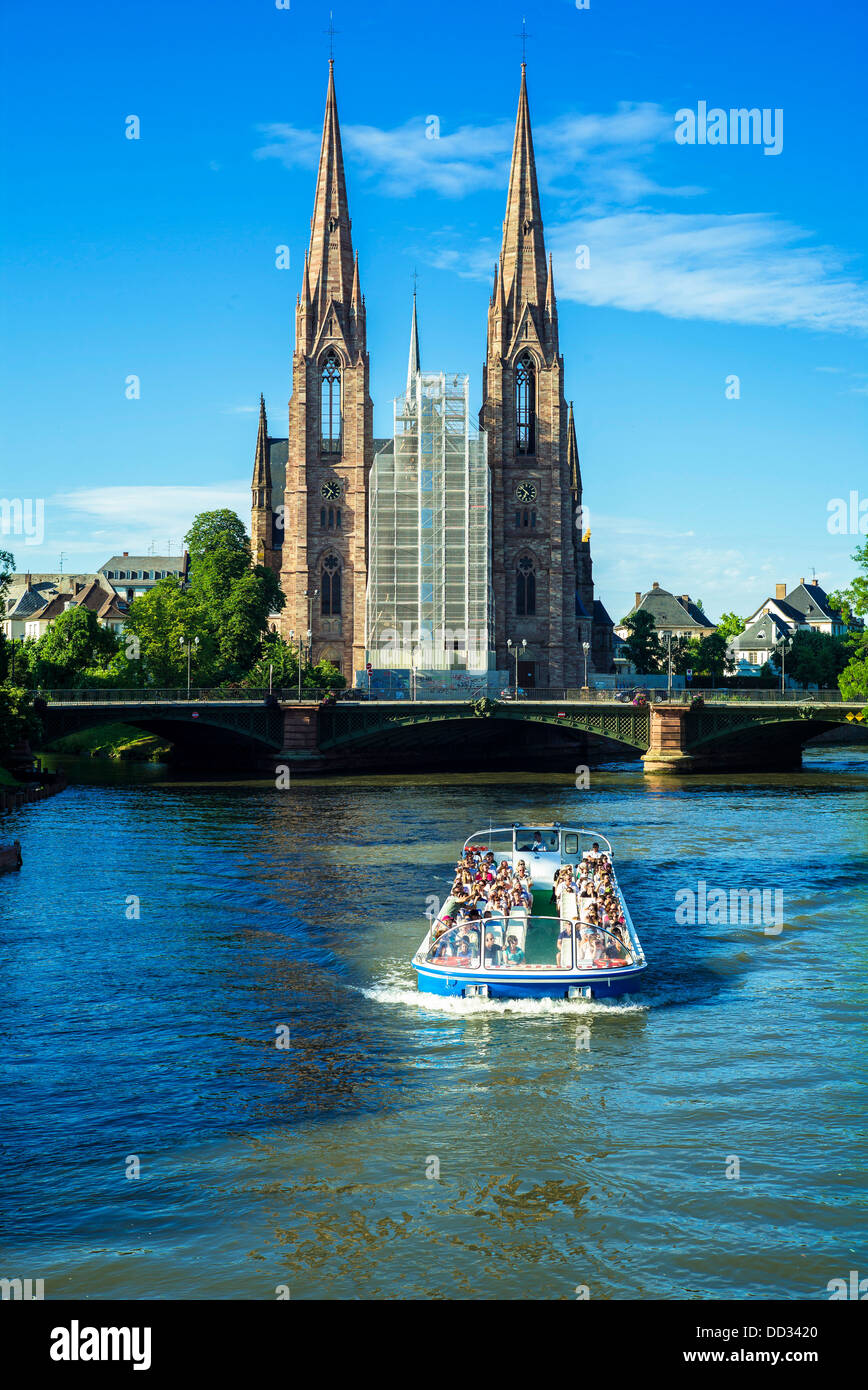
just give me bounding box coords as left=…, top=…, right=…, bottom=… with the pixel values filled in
left=27, top=606, right=118, bottom=688
left=0, top=549, right=14, bottom=605
left=717, top=611, right=746, bottom=641
left=0, top=683, right=41, bottom=761
left=309, top=658, right=345, bottom=691
left=768, top=629, right=851, bottom=688
left=835, top=541, right=868, bottom=703
left=242, top=635, right=346, bottom=691
left=619, top=610, right=662, bottom=674
left=122, top=578, right=203, bottom=685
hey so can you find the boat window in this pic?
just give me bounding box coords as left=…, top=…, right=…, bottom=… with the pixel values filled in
left=562, top=833, right=579, bottom=856
left=426, top=924, right=480, bottom=968
left=514, top=828, right=559, bottom=852
left=575, top=925, right=634, bottom=970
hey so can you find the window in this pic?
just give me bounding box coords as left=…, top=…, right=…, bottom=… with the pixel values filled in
left=320, top=351, right=342, bottom=455
left=516, top=508, right=538, bottom=529
left=336, top=509, right=341, bottom=529
left=321, top=554, right=341, bottom=616
left=328, top=508, right=334, bottom=529
left=320, top=508, right=327, bottom=528
left=517, top=556, right=536, bottom=616
left=516, top=352, right=536, bottom=454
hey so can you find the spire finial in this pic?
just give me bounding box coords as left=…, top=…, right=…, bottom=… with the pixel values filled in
left=515, top=16, right=531, bottom=66
left=326, top=11, right=339, bottom=63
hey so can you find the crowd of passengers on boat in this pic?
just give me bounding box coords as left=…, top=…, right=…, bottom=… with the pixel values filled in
left=426, top=841, right=634, bottom=971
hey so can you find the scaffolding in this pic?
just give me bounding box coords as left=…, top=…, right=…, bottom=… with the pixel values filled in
left=366, top=372, right=493, bottom=677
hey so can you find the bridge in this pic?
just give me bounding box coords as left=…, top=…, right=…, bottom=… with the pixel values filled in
left=35, top=688, right=867, bottom=774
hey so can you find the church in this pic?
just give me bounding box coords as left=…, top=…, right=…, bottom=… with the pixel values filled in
left=250, top=59, right=615, bottom=688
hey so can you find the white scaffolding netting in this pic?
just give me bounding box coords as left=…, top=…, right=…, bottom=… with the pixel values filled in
left=366, top=372, right=493, bottom=675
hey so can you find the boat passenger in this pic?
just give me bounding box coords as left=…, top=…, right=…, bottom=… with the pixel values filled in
left=504, top=935, right=525, bottom=965
left=557, top=922, right=573, bottom=968
left=484, top=932, right=502, bottom=967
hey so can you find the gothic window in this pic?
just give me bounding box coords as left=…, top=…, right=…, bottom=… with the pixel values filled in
left=516, top=352, right=535, bottom=455
left=320, top=351, right=342, bottom=455
left=516, top=556, right=536, bottom=616
left=321, top=553, right=342, bottom=616
left=320, top=508, right=326, bottom=528
left=328, top=508, right=334, bottom=529
left=336, top=509, right=342, bottom=529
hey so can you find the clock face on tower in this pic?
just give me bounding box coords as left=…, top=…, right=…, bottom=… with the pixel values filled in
left=515, top=481, right=537, bottom=503
left=321, top=480, right=342, bottom=501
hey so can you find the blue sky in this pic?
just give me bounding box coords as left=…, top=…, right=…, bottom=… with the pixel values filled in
left=1, top=0, right=866, bottom=623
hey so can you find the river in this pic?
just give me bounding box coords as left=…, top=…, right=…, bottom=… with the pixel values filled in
left=1, top=745, right=866, bottom=1299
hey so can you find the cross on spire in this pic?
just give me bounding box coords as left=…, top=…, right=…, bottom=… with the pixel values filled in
left=515, top=16, right=532, bottom=66
left=326, top=11, right=339, bottom=62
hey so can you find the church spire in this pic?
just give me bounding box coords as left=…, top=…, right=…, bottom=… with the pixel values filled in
left=253, top=394, right=271, bottom=491
left=500, top=64, right=548, bottom=317
left=406, top=290, right=421, bottom=397
left=567, top=400, right=582, bottom=503
left=307, top=60, right=355, bottom=326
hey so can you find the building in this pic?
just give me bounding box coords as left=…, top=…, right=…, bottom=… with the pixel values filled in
left=364, top=298, right=493, bottom=684
left=730, top=578, right=856, bottom=674
left=22, top=579, right=128, bottom=641
left=98, top=553, right=188, bottom=604
left=616, top=583, right=715, bottom=642
left=250, top=60, right=614, bottom=685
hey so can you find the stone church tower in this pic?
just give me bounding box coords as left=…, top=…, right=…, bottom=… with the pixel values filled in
left=253, top=59, right=613, bottom=687
left=252, top=60, right=372, bottom=680
left=481, top=65, right=612, bottom=684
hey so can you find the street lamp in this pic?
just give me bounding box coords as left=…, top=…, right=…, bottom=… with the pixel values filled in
left=304, top=589, right=319, bottom=640
left=411, top=654, right=418, bottom=702
left=779, top=635, right=791, bottom=696
left=506, top=638, right=527, bottom=698
left=289, top=629, right=301, bottom=702
left=179, top=634, right=199, bottom=697
left=666, top=632, right=673, bottom=701
left=581, top=640, right=590, bottom=695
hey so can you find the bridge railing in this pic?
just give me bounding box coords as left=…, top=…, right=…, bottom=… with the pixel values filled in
left=40, top=687, right=277, bottom=704
left=37, top=685, right=853, bottom=707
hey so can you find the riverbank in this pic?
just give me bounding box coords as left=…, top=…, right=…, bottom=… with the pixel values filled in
left=47, top=722, right=173, bottom=762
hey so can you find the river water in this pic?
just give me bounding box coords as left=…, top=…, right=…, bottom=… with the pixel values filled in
left=1, top=746, right=866, bottom=1300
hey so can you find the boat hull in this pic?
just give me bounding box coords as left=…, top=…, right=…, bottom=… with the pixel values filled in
left=412, top=961, right=645, bottom=1000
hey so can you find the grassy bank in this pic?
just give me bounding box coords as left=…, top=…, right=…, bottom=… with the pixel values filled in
left=48, top=722, right=172, bottom=762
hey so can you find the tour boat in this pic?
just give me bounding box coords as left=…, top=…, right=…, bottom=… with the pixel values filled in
left=412, top=824, right=646, bottom=1000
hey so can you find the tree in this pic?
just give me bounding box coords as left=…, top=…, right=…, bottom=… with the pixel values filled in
left=769, top=630, right=851, bottom=688
left=122, top=578, right=204, bottom=686
left=619, top=610, right=662, bottom=673
left=0, top=550, right=14, bottom=685
left=184, top=510, right=284, bottom=682
left=0, top=683, right=40, bottom=764
left=29, top=606, right=118, bottom=688
left=717, top=612, right=746, bottom=642
left=834, top=541, right=868, bottom=701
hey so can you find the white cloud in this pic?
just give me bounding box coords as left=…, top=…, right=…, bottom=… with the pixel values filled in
left=548, top=213, right=868, bottom=333
left=54, top=483, right=249, bottom=539
left=256, top=101, right=868, bottom=334
left=254, top=102, right=691, bottom=203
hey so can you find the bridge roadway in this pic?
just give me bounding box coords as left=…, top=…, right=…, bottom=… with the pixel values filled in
left=36, top=689, right=867, bottom=775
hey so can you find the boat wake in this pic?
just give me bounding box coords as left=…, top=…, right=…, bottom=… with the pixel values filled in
left=357, top=971, right=648, bottom=1017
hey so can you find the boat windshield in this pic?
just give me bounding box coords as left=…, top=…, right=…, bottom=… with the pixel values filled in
left=425, top=919, right=634, bottom=971
left=514, top=827, right=559, bottom=852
